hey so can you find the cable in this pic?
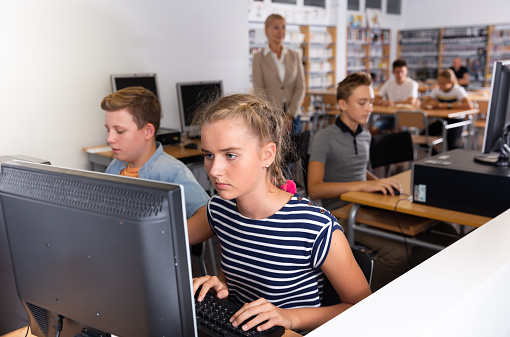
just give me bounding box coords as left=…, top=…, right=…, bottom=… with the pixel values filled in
left=24, top=325, right=29, bottom=337
left=393, top=193, right=412, bottom=268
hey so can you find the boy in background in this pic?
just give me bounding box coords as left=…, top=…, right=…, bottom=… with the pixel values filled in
left=101, top=86, right=210, bottom=244
left=371, top=59, right=420, bottom=135
left=307, top=72, right=408, bottom=291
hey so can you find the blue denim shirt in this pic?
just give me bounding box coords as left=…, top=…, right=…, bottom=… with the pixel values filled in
left=106, top=142, right=209, bottom=219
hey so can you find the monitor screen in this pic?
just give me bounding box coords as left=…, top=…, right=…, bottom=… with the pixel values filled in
left=0, top=161, right=196, bottom=337
left=110, top=73, right=159, bottom=97
left=176, top=81, right=223, bottom=137
left=481, top=60, right=510, bottom=154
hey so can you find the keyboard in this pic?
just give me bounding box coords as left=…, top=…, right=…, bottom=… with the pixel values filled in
left=195, top=292, right=285, bottom=337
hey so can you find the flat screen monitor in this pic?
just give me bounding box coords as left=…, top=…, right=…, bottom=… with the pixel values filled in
left=475, top=60, right=510, bottom=166
left=0, top=161, right=196, bottom=337
left=110, top=73, right=159, bottom=98
left=176, top=81, right=223, bottom=138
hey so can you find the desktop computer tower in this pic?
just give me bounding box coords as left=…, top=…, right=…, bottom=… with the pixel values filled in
left=412, top=149, right=510, bottom=218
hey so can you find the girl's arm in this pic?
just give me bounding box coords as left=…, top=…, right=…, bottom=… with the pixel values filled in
left=229, top=230, right=372, bottom=332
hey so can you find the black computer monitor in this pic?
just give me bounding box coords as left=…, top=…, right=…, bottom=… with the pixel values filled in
left=176, top=81, right=223, bottom=138
left=0, top=161, right=196, bottom=337
left=110, top=73, right=159, bottom=97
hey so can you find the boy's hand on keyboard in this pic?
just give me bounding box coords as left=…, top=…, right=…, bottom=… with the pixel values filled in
left=193, top=275, right=229, bottom=302
left=230, top=297, right=292, bottom=332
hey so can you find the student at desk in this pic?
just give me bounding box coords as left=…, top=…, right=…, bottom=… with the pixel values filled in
left=192, top=94, right=371, bottom=333
left=101, top=86, right=210, bottom=240
left=371, top=59, right=420, bottom=135
left=307, top=72, right=408, bottom=291
left=422, top=69, right=475, bottom=150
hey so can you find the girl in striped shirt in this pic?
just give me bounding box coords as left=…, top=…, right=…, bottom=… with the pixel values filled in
left=192, top=93, right=371, bottom=333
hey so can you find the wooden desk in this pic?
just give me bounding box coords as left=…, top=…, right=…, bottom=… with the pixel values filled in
left=83, top=139, right=202, bottom=172
left=372, top=105, right=479, bottom=151
left=340, top=170, right=491, bottom=250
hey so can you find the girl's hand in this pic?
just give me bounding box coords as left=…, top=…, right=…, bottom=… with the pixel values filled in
left=363, top=178, right=401, bottom=195
left=230, top=298, right=293, bottom=332
left=193, top=275, right=229, bottom=301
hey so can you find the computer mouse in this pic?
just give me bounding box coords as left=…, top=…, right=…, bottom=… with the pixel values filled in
left=375, top=186, right=401, bottom=195
left=184, top=143, right=198, bottom=149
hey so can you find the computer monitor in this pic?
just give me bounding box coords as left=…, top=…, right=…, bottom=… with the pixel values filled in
left=474, top=60, right=510, bottom=166
left=176, top=81, right=223, bottom=138
left=0, top=161, right=196, bottom=337
left=110, top=73, right=159, bottom=97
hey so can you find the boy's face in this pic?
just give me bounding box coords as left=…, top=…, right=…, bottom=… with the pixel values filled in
left=393, top=66, right=408, bottom=84
left=105, top=108, right=152, bottom=168
left=339, top=85, right=374, bottom=130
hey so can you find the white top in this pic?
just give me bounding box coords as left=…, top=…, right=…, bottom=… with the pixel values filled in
left=306, top=208, right=510, bottom=337
left=429, top=84, right=468, bottom=103
left=264, top=45, right=287, bottom=83
left=377, top=77, right=419, bottom=102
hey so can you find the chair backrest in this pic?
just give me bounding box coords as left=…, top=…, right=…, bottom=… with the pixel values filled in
left=370, top=131, right=414, bottom=169
left=395, top=110, right=428, bottom=131
left=321, top=247, right=373, bottom=307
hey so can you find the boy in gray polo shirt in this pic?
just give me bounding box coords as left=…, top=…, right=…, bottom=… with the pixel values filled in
left=307, top=72, right=406, bottom=291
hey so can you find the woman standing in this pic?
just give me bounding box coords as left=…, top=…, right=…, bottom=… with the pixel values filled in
left=252, top=14, right=306, bottom=134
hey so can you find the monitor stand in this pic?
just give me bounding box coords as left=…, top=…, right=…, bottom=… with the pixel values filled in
left=474, top=153, right=510, bottom=167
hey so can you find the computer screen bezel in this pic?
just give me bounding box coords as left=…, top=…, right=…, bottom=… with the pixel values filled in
left=480, top=60, right=510, bottom=154
left=176, top=80, right=223, bottom=137
left=0, top=160, right=197, bottom=337
left=110, top=73, right=160, bottom=98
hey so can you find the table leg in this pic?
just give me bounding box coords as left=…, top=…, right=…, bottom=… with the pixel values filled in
left=347, top=203, right=361, bottom=246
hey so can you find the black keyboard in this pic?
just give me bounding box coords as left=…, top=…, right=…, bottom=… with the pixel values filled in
left=195, top=292, right=285, bottom=337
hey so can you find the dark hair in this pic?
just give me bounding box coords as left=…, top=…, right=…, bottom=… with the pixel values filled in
left=194, top=93, right=291, bottom=187
left=336, top=72, right=373, bottom=101
left=101, top=86, right=161, bottom=134
left=392, top=59, right=407, bottom=69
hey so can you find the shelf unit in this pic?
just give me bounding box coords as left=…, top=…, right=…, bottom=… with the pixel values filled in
left=346, top=27, right=391, bottom=86
left=249, top=22, right=336, bottom=90
left=486, top=24, right=510, bottom=85
left=440, top=25, right=488, bottom=87
left=398, top=29, right=440, bottom=82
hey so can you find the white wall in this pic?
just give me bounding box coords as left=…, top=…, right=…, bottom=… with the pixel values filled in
left=402, top=0, right=510, bottom=29
left=0, top=0, right=249, bottom=169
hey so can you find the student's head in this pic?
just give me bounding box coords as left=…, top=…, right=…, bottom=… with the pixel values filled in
left=101, top=86, right=161, bottom=166
left=194, top=94, right=290, bottom=199
left=452, top=57, right=463, bottom=70
left=437, top=69, right=458, bottom=92
left=264, top=14, right=286, bottom=46
left=392, top=59, right=408, bottom=84
left=336, top=72, right=374, bottom=126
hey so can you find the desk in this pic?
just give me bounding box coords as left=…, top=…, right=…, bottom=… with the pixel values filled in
left=306, top=208, right=510, bottom=337
left=372, top=105, right=479, bottom=151
left=83, top=139, right=202, bottom=172
left=341, top=171, right=491, bottom=250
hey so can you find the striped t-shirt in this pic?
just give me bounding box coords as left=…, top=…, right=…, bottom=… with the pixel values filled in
left=206, top=193, right=343, bottom=309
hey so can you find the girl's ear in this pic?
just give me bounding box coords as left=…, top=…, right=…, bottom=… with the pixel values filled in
left=263, top=142, right=277, bottom=167
left=145, top=123, right=155, bottom=140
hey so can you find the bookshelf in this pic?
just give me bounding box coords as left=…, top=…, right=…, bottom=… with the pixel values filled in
left=487, top=24, right=510, bottom=85
left=249, top=22, right=336, bottom=90
left=347, top=28, right=391, bottom=87
left=398, top=29, right=440, bottom=82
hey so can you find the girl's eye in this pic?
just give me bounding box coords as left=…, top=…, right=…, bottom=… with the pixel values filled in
left=226, top=153, right=237, bottom=160
left=204, top=153, right=214, bottom=160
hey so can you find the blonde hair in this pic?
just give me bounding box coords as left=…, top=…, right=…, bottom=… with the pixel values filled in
left=265, top=14, right=286, bottom=29
left=439, top=68, right=459, bottom=85
left=194, top=94, right=291, bottom=188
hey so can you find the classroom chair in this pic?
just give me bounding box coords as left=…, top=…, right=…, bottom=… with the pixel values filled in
left=369, top=131, right=414, bottom=178
left=395, top=110, right=444, bottom=158
left=321, top=247, right=373, bottom=306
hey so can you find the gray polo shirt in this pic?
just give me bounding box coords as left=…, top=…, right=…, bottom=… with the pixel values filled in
left=308, top=118, right=371, bottom=210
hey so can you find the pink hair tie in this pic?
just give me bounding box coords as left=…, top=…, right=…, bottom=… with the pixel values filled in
left=280, top=179, right=297, bottom=194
